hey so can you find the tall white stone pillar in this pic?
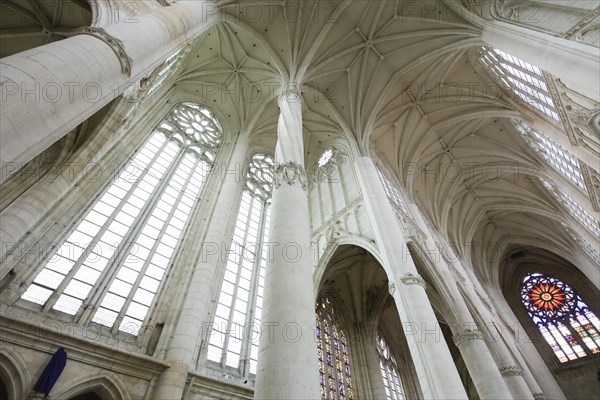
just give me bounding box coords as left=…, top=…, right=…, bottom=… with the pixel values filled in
left=356, top=156, right=467, bottom=399
left=153, top=133, right=249, bottom=400
left=253, top=87, right=320, bottom=399
left=0, top=0, right=219, bottom=178
left=482, top=20, right=599, bottom=100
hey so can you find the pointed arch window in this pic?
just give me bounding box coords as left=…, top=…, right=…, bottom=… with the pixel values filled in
left=377, top=333, right=405, bottom=400
left=521, top=272, right=600, bottom=363
left=20, top=102, right=222, bottom=336
left=316, top=296, right=354, bottom=400
left=480, top=47, right=560, bottom=121
left=206, top=153, right=274, bottom=376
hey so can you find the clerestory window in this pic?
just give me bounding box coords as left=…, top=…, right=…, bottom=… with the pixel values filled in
left=20, top=102, right=222, bottom=336
left=206, top=153, right=274, bottom=376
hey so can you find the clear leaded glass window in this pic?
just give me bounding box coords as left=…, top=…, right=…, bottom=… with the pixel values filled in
left=540, top=179, right=600, bottom=237
left=480, top=47, right=560, bottom=121
left=318, top=148, right=334, bottom=167
left=521, top=273, right=600, bottom=363
left=516, top=121, right=586, bottom=190
left=316, top=296, right=354, bottom=400
left=377, top=333, right=405, bottom=400
left=376, top=164, right=408, bottom=215
left=20, top=102, right=222, bottom=336
left=147, top=49, right=185, bottom=95
left=207, top=153, right=274, bottom=376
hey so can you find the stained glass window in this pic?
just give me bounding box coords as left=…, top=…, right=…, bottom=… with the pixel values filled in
left=316, top=296, right=354, bottom=400
left=377, top=333, right=405, bottom=400
left=207, top=153, right=274, bottom=376
left=521, top=273, right=600, bottom=363
left=480, top=47, right=560, bottom=121
left=20, top=102, right=222, bottom=336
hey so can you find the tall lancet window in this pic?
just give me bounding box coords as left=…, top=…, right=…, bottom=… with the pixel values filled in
left=377, top=333, right=405, bottom=400
left=479, top=47, right=560, bottom=121
left=521, top=272, right=600, bottom=363
left=316, top=296, right=354, bottom=400
left=207, top=153, right=274, bottom=376
left=20, top=102, right=222, bottom=336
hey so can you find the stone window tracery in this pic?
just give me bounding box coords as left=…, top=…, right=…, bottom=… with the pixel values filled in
left=480, top=47, right=560, bottom=121
left=20, top=102, right=222, bottom=336
left=521, top=272, right=600, bottom=363
left=206, top=153, right=274, bottom=376
left=316, top=296, right=354, bottom=400
left=515, top=120, right=586, bottom=190
left=377, top=333, right=405, bottom=400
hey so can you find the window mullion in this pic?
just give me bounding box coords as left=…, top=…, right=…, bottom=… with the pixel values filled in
left=239, top=197, right=267, bottom=376
left=222, top=193, right=254, bottom=368
left=39, top=134, right=172, bottom=314
left=82, top=139, right=185, bottom=327
left=108, top=148, right=193, bottom=333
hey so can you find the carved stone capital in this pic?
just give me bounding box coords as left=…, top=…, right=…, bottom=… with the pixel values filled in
left=274, top=162, right=307, bottom=190
left=499, top=365, right=524, bottom=377
left=72, top=27, right=132, bottom=76
left=533, top=393, right=547, bottom=400
left=388, top=281, right=396, bottom=296
left=399, top=273, right=426, bottom=288
left=453, top=329, right=485, bottom=347
left=279, top=83, right=302, bottom=105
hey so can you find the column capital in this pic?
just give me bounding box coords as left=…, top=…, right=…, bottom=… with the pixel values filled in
left=388, top=281, right=396, bottom=296
left=453, top=329, right=485, bottom=347
left=399, top=273, right=426, bottom=288
left=72, top=27, right=132, bottom=76
left=278, top=83, right=302, bottom=106
left=499, top=365, right=524, bottom=377
left=274, top=162, right=307, bottom=191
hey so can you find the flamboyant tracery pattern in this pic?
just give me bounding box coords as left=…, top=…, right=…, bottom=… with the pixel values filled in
left=515, top=121, right=586, bottom=190
left=316, top=296, right=354, bottom=400
left=207, top=153, right=274, bottom=376
left=521, top=273, right=600, bottom=363
left=480, top=47, right=560, bottom=121
left=377, top=333, right=405, bottom=400
left=20, top=102, right=222, bottom=335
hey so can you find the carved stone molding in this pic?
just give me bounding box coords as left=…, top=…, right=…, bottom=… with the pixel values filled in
left=499, top=365, right=524, bottom=377
left=388, top=281, right=396, bottom=296
left=399, top=273, right=426, bottom=289
left=543, top=72, right=578, bottom=146
left=580, top=163, right=600, bottom=212
left=279, top=83, right=302, bottom=104
left=156, top=0, right=170, bottom=6
left=453, top=329, right=485, bottom=347
left=533, top=393, right=547, bottom=400
left=274, top=162, right=307, bottom=191
left=72, top=27, right=132, bottom=77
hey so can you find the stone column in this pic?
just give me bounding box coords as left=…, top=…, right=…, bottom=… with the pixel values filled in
left=253, top=87, right=320, bottom=399
left=355, top=156, right=467, bottom=399
left=153, top=133, right=249, bottom=400
left=0, top=0, right=219, bottom=177
left=482, top=20, right=599, bottom=100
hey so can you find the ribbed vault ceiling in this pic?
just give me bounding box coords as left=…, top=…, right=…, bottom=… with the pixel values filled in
left=169, top=0, right=598, bottom=284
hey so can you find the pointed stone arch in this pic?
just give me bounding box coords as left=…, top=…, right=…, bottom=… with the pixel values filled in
left=0, top=347, right=30, bottom=400
left=50, top=372, right=130, bottom=400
